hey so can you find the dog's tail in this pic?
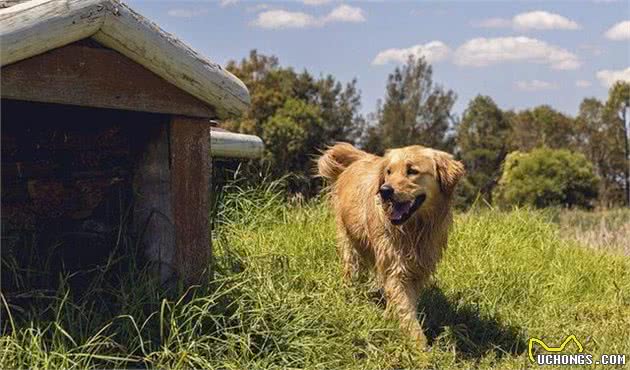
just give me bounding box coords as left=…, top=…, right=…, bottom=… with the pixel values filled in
left=317, top=142, right=370, bottom=183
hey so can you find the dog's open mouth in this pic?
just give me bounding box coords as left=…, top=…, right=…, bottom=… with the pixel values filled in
left=389, top=194, right=426, bottom=225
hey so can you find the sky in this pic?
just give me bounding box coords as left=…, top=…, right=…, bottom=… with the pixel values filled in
left=125, top=0, right=630, bottom=118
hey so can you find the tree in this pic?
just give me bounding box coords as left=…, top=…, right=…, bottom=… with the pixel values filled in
left=575, top=98, right=624, bottom=206
left=223, top=50, right=293, bottom=137
left=225, top=50, right=364, bottom=143
left=363, top=56, right=457, bottom=154
left=603, top=81, right=630, bottom=207
left=312, top=75, right=366, bottom=145
left=261, top=98, right=324, bottom=183
left=221, top=50, right=365, bottom=192
left=509, top=105, right=578, bottom=152
left=494, top=148, right=599, bottom=209
left=456, top=95, right=510, bottom=205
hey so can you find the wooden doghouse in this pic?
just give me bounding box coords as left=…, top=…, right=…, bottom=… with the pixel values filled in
left=0, top=0, right=260, bottom=286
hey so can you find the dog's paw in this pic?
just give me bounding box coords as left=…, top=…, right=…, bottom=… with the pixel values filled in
left=410, top=328, right=429, bottom=350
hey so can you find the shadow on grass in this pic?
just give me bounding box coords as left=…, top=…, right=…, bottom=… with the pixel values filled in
left=418, top=285, right=527, bottom=361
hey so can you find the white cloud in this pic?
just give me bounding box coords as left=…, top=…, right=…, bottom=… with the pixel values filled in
left=596, top=67, right=630, bottom=87
left=515, top=80, right=558, bottom=91
left=604, top=20, right=630, bottom=40
left=251, top=10, right=318, bottom=29
left=454, top=36, right=580, bottom=70
left=513, top=11, right=579, bottom=30
left=475, top=11, right=579, bottom=31
left=251, top=5, right=365, bottom=29
left=246, top=4, right=273, bottom=12
left=575, top=80, right=592, bottom=88
left=303, top=0, right=333, bottom=5
left=372, top=41, right=450, bottom=65
left=220, top=0, right=238, bottom=7
left=323, top=4, right=365, bottom=23
left=472, top=17, right=511, bottom=28
left=167, top=8, right=208, bottom=18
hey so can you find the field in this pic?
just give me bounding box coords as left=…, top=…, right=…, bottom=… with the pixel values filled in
left=557, top=208, right=630, bottom=256
left=1, top=183, right=629, bottom=369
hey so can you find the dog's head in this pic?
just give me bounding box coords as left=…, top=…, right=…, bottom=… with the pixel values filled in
left=377, top=145, right=465, bottom=225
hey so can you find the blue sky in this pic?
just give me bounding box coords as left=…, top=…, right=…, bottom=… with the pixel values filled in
left=126, top=0, right=629, bottom=118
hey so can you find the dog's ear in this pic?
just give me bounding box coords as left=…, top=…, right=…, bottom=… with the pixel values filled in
left=434, top=150, right=465, bottom=196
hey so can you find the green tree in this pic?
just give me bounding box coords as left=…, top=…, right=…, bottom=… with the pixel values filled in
left=509, top=105, right=577, bottom=152
left=225, top=50, right=364, bottom=145
left=603, top=81, right=630, bottom=207
left=364, top=56, right=456, bottom=154
left=223, top=50, right=293, bottom=136
left=312, top=75, right=366, bottom=144
left=221, top=50, right=365, bottom=192
left=262, top=98, right=324, bottom=181
left=456, top=95, right=510, bottom=205
left=575, top=98, right=622, bottom=206
left=495, top=148, right=599, bottom=209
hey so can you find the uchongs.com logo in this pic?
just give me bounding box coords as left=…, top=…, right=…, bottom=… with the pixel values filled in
left=528, top=335, right=626, bottom=367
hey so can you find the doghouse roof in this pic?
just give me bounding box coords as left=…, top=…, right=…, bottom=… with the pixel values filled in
left=0, top=0, right=250, bottom=118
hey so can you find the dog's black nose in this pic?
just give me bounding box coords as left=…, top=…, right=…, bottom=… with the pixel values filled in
left=379, top=184, right=394, bottom=200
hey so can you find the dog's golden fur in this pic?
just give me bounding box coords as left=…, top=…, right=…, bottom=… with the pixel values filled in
left=317, top=142, right=464, bottom=347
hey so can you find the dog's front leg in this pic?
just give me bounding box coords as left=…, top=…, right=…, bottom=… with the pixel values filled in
left=383, top=276, right=427, bottom=348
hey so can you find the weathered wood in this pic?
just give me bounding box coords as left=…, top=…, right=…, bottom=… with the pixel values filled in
left=0, top=0, right=251, bottom=118
left=170, top=116, right=212, bottom=285
left=132, top=122, right=176, bottom=285
left=1, top=43, right=216, bottom=118
left=94, top=1, right=249, bottom=118
left=0, top=0, right=106, bottom=65
left=0, top=0, right=30, bottom=8
left=210, top=129, right=265, bottom=159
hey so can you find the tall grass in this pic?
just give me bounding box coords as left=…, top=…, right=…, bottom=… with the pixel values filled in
left=1, top=182, right=629, bottom=369
left=556, top=208, right=630, bottom=255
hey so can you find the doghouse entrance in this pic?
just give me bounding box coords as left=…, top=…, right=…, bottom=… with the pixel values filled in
left=1, top=99, right=169, bottom=296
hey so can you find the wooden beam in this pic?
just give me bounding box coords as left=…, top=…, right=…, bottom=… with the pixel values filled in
left=210, top=129, right=265, bottom=159
left=93, top=1, right=250, bottom=118
left=0, top=0, right=106, bottom=65
left=132, top=122, right=176, bottom=285
left=0, top=0, right=251, bottom=118
left=0, top=1, right=31, bottom=9
left=1, top=43, right=216, bottom=118
left=170, top=116, right=212, bottom=285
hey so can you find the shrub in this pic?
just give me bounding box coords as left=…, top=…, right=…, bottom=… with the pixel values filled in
left=495, top=148, right=599, bottom=209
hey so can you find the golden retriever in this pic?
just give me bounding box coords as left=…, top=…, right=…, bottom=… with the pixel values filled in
left=317, top=143, right=465, bottom=347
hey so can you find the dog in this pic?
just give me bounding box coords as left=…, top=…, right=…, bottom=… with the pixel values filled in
left=317, top=142, right=465, bottom=347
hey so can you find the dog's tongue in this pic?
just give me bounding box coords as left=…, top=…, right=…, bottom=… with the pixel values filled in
left=391, top=201, right=412, bottom=221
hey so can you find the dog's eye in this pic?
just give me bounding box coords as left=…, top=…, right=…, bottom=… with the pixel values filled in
left=386, top=168, right=391, bottom=175
left=407, top=167, right=419, bottom=176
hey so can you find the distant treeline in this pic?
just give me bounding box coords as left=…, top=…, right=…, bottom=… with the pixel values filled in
left=221, top=50, right=629, bottom=209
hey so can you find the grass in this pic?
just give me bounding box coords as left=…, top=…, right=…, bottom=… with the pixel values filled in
left=556, top=208, right=630, bottom=255
left=1, top=182, right=629, bottom=369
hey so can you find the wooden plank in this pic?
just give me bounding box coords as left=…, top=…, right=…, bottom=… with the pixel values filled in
left=94, top=1, right=249, bottom=118
left=0, top=0, right=106, bottom=65
left=210, top=130, right=265, bottom=158
left=132, top=122, right=177, bottom=285
left=0, top=1, right=30, bottom=8
left=0, top=0, right=251, bottom=118
left=170, top=116, right=212, bottom=285
left=1, top=43, right=216, bottom=118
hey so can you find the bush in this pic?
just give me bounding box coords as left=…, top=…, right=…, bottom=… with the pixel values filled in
left=495, top=148, right=599, bottom=209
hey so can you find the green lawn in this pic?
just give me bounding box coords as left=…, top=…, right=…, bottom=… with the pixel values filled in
left=2, top=184, right=629, bottom=369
